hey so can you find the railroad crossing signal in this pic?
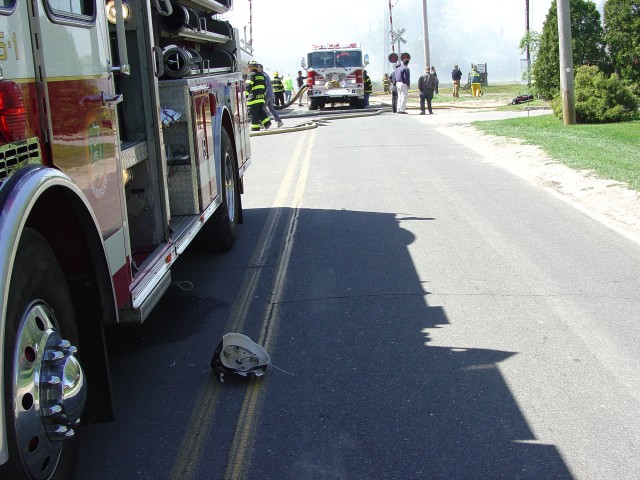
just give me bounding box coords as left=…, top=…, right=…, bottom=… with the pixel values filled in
left=390, top=27, right=407, bottom=61
left=390, top=28, right=407, bottom=45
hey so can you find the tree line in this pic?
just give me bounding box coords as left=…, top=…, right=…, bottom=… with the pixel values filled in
left=522, top=0, right=639, bottom=123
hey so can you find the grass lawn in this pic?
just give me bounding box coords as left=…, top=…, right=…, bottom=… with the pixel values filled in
left=472, top=114, right=640, bottom=191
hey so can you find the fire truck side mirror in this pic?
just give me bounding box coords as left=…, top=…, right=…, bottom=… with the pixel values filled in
left=364, top=54, right=370, bottom=67
left=300, top=57, right=306, bottom=69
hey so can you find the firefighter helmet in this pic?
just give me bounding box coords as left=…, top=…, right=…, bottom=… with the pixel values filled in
left=210, top=333, right=270, bottom=382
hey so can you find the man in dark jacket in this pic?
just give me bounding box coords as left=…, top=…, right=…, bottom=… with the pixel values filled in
left=451, top=64, right=462, bottom=97
left=418, top=66, right=439, bottom=114
left=296, top=70, right=305, bottom=106
left=390, top=65, right=399, bottom=113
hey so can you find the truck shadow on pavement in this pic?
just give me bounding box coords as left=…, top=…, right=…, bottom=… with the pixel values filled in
left=242, top=207, right=574, bottom=480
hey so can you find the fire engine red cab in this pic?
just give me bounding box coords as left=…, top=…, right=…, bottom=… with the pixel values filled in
left=0, top=0, right=251, bottom=477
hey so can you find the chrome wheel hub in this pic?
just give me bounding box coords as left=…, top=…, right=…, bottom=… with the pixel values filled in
left=12, top=301, right=86, bottom=479
left=224, top=151, right=236, bottom=221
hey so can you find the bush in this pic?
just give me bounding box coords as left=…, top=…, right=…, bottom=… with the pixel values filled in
left=552, top=65, right=639, bottom=123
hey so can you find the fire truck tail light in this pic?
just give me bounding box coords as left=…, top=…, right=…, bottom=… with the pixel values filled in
left=354, top=70, right=363, bottom=84
left=345, top=75, right=356, bottom=84
left=0, top=81, right=27, bottom=143
left=307, top=72, right=325, bottom=87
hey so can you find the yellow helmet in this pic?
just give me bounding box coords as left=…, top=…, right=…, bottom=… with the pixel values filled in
left=274, top=72, right=279, bottom=77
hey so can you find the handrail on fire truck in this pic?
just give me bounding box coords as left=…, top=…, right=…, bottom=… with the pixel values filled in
left=110, top=0, right=131, bottom=75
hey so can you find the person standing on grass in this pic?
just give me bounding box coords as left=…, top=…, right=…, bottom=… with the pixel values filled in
left=451, top=64, right=462, bottom=97
left=430, top=66, right=438, bottom=94
left=470, top=65, right=482, bottom=97
left=418, top=66, right=438, bottom=114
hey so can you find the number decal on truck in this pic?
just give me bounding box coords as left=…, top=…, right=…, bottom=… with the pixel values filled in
left=0, top=32, right=19, bottom=61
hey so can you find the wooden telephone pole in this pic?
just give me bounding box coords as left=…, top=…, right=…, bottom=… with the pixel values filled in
left=422, top=0, right=430, bottom=68
left=557, top=0, right=576, bottom=124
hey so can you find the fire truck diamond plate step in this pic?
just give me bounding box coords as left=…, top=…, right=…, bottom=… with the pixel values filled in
left=121, top=141, right=149, bottom=170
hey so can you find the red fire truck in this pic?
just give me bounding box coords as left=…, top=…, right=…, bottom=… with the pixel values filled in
left=0, top=0, right=251, bottom=477
left=303, top=43, right=370, bottom=110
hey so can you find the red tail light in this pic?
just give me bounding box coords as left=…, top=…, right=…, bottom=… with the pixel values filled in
left=0, top=81, right=27, bottom=143
left=307, top=71, right=326, bottom=87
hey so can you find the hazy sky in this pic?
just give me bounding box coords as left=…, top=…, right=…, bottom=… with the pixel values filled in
left=222, top=0, right=555, bottom=80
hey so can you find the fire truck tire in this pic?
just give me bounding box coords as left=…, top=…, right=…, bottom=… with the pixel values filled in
left=308, top=99, right=319, bottom=111
left=201, top=128, right=239, bottom=251
left=1, top=228, right=80, bottom=480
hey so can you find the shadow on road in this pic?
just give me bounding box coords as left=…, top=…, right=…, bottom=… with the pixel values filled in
left=247, top=207, right=574, bottom=480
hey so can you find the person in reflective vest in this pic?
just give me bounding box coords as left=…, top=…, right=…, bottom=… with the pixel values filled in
left=246, top=60, right=271, bottom=131
left=283, top=73, right=293, bottom=103
left=470, top=65, right=482, bottom=97
left=382, top=73, right=390, bottom=93
left=272, top=72, right=285, bottom=107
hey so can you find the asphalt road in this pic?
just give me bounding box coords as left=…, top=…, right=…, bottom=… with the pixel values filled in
left=76, top=108, right=640, bottom=480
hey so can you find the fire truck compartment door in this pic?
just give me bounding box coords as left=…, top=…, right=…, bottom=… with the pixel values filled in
left=35, top=0, right=125, bottom=239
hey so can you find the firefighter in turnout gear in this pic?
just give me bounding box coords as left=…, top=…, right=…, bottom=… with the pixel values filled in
left=246, top=60, right=272, bottom=131
left=272, top=72, right=285, bottom=107
left=363, top=70, right=372, bottom=106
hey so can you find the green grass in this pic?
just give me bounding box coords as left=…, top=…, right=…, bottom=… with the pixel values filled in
left=473, top=115, right=640, bottom=191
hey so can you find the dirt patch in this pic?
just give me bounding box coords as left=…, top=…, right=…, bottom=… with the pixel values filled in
left=429, top=108, right=640, bottom=246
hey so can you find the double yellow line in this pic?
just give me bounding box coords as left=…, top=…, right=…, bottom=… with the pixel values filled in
left=169, top=129, right=316, bottom=480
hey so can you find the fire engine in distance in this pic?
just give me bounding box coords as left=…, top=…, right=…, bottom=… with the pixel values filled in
left=302, top=43, right=370, bottom=110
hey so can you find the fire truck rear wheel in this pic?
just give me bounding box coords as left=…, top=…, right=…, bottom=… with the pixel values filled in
left=308, top=99, right=319, bottom=111
left=2, top=229, right=81, bottom=480
left=202, top=128, right=240, bottom=251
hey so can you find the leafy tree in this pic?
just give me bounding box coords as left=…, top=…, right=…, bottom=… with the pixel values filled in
left=533, top=0, right=608, bottom=99
left=551, top=64, right=639, bottom=122
left=603, top=0, right=640, bottom=87
left=519, top=30, right=541, bottom=84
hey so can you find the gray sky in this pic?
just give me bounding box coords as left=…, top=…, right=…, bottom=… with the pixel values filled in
left=223, top=0, right=555, bottom=81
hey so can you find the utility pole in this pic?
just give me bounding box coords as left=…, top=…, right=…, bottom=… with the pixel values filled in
left=557, top=0, right=576, bottom=125
left=388, top=0, right=395, bottom=52
left=422, top=0, right=430, bottom=68
left=525, top=0, right=530, bottom=86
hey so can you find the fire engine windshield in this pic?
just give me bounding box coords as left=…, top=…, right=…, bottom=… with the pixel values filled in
left=308, top=50, right=362, bottom=69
